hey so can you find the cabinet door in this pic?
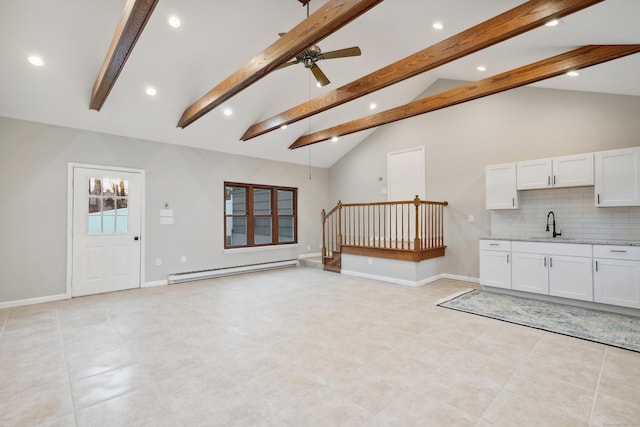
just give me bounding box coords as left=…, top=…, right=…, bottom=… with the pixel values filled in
left=511, top=252, right=548, bottom=294
left=517, top=159, right=552, bottom=190
left=486, top=163, right=518, bottom=209
left=480, top=250, right=511, bottom=289
left=595, top=147, right=640, bottom=207
left=594, top=258, right=640, bottom=308
left=553, top=153, right=594, bottom=188
left=548, top=255, right=593, bottom=302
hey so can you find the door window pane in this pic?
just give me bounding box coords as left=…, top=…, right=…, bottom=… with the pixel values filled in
left=103, top=216, right=115, bottom=233
left=254, top=217, right=272, bottom=244
left=87, top=178, right=129, bottom=234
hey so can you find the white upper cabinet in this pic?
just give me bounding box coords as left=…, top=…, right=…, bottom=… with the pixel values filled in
left=486, top=163, right=518, bottom=210
left=516, top=153, right=594, bottom=190
left=595, top=146, right=640, bottom=207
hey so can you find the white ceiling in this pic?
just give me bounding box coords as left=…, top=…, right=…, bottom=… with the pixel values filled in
left=1, top=0, right=639, bottom=168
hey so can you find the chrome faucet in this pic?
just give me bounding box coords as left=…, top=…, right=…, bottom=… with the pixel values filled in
left=546, top=211, right=562, bottom=238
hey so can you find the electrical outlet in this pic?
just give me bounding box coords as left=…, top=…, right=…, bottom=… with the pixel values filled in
left=368, top=258, right=373, bottom=265
left=468, top=215, right=474, bottom=223
left=181, top=255, right=187, bottom=263
left=155, top=258, right=162, bottom=266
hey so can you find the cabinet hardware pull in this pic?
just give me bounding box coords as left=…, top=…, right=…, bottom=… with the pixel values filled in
left=548, top=176, right=551, bottom=186
left=550, top=257, right=553, bottom=268
left=512, top=198, right=515, bottom=207
left=610, top=250, right=627, bottom=253
left=553, top=175, right=556, bottom=185
left=595, top=260, right=598, bottom=272
left=507, top=254, right=509, bottom=264
left=597, top=194, right=600, bottom=204
left=489, top=243, right=500, bottom=246
left=544, top=257, right=546, bottom=267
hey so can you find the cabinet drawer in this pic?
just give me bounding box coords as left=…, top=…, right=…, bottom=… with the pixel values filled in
left=479, top=240, right=511, bottom=251
left=511, top=241, right=592, bottom=257
left=594, top=245, right=640, bottom=261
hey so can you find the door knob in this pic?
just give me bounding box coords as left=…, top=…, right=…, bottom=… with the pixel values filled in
left=134, top=236, right=140, bottom=241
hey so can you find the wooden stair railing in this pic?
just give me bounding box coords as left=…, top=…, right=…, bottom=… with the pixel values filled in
left=322, top=196, right=448, bottom=272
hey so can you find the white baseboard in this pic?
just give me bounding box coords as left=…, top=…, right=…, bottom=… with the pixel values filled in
left=142, top=280, right=168, bottom=288
left=338, top=271, right=478, bottom=288
left=298, top=252, right=322, bottom=259
left=441, top=274, right=479, bottom=284
left=340, top=269, right=423, bottom=287
left=0, top=293, right=68, bottom=310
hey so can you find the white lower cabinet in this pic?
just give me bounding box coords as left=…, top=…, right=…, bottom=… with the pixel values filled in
left=511, top=252, right=548, bottom=295
left=594, top=245, right=640, bottom=309
left=511, top=242, right=593, bottom=302
left=480, top=240, right=640, bottom=308
left=548, top=255, right=593, bottom=301
left=479, top=240, right=511, bottom=289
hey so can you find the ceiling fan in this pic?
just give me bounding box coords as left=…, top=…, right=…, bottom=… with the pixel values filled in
left=276, top=0, right=362, bottom=87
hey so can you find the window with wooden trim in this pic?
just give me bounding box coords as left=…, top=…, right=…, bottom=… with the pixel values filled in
left=224, top=182, right=297, bottom=248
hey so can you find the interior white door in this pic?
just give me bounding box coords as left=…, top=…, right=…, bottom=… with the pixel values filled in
left=387, top=147, right=425, bottom=201
left=72, top=167, right=142, bottom=297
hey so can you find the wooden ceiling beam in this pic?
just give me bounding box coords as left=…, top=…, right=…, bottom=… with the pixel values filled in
left=289, top=45, right=640, bottom=149
left=177, top=0, right=384, bottom=129
left=90, top=0, right=159, bottom=111
left=241, top=0, right=604, bottom=141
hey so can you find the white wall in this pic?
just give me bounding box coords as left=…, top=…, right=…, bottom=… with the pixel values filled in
left=0, top=117, right=329, bottom=303
left=328, top=79, right=640, bottom=279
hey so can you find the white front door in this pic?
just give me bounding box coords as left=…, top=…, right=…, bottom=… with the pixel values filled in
left=72, top=167, right=142, bottom=297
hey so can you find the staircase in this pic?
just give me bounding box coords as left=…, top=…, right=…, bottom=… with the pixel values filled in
left=321, top=197, right=448, bottom=272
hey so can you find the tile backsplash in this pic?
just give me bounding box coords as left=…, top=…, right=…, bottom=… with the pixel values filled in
left=490, top=187, right=640, bottom=241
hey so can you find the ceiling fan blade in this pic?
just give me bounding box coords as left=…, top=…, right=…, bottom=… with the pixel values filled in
left=310, top=64, right=330, bottom=87
left=319, top=46, right=361, bottom=60
left=275, top=60, right=299, bottom=70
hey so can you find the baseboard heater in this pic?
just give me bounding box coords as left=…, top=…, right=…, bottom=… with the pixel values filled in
left=167, top=259, right=298, bottom=284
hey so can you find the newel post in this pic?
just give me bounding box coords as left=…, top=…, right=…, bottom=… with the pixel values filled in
left=413, top=195, right=421, bottom=251
left=337, top=200, right=343, bottom=246
left=321, top=209, right=327, bottom=259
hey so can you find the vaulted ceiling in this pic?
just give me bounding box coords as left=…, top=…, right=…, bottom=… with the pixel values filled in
left=1, top=0, right=639, bottom=167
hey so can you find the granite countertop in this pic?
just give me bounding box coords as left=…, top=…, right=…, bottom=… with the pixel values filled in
left=480, top=236, right=640, bottom=247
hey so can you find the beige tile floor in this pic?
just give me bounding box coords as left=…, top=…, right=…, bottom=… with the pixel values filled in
left=1, top=267, right=639, bottom=426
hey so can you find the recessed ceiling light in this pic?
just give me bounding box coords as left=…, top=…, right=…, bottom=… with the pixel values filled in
left=567, top=70, right=580, bottom=77
left=369, top=102, right=377, bottom=110
left=280, top=124, right=288, bottom=129
left=28, top=55, right=44, bottom=67
left=316, top=82, right=322, bottom=88
left=145, top=86, right=157, bottom=96
left=476, top=65, right=486, bottom=72
left=432, top=22, right=444, bottom=30
left=545, top=19, right=560, bottom=27
left=331, top=136, right=339, bottom=143
left=168, top=15, right=181, bottom=28
left=223, top=108, right=233, bottom=116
